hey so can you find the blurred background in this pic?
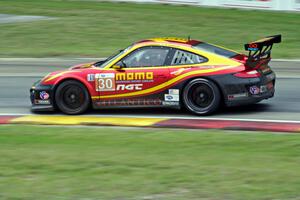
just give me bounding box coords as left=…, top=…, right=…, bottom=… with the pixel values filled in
left=0, top=0, right=299, bottom=58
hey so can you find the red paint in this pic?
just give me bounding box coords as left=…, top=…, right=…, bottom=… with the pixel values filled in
left=234, top=69, right=261, bottom=78
left=155, top=119, right=300, bottom=133
left=0, top=116, right=18, bottom=124
left=41, top=62, right=245, bottom=101
left=249, top=43, right=258, bottom=48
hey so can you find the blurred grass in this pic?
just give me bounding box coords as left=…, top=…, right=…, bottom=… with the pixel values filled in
left=0, top=0, right=299, bottom=58
left=1, top=125, right=300, bottom=199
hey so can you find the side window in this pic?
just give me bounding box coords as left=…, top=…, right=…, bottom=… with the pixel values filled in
left=171, top=49, right=207, bottom=65
left=118, top=46, right=170, bottom=68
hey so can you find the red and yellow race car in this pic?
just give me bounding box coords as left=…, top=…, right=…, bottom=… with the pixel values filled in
left=30, top=35, right=281, bottom=115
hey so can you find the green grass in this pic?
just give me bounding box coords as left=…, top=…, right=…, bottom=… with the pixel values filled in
left=1, top=125, right=300, bottom=199
left=0, top=0, right=299, bottom=58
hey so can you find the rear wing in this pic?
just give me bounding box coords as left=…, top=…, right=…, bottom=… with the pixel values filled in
left=244, top=34, right=281, bottom=62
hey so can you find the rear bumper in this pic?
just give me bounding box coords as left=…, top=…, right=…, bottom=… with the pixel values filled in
left=213, top=71, right=276, bottom=107
left=30, top=80, right=55, bottom=112
left=226, top=88, right=274, bottom=107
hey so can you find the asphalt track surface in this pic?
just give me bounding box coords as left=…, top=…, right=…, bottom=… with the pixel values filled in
left=0, top=58, right=300, bottom=122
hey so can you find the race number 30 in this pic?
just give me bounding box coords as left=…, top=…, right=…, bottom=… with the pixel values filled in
left=95, top=73, right=116, bottom=91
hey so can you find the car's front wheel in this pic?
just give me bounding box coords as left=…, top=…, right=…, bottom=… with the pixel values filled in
left=183, top=78, right=221, bottom=115
left=55, top=80, right=90, bottom=114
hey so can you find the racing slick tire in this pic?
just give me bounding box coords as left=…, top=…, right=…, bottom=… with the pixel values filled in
left=183, top=78, right=221, bottom=115
left=55, top=80, right=90, bottom=115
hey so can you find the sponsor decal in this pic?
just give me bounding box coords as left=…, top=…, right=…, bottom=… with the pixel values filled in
left=228, top=93, right=248, bottom=100
left=169, top=89, right=179, bottom=95
left=249, top=43, right=258, bottom=48
left=248, top=47, right=259, bottom=51
left=96, top=98, right=162, bottom=106
left=164, top=89, right=179, bottom=102
left=164, top=94, right=179, bottom=102
left=116, top=72, right=153, bottom=81
left=95, top=73, right=116, bottom=91
left=162, top=101, right=179, bottom=106
left=40, top=91, right=49, bottom=100
left=95, top=72, right=152, bottom=91
left=87, top=74, right=95, bottom=82
left=116, top=84, right=143, bottom=91
left=248, top=43, right=259, bottom=51
left=249, top=85, right=260, bottom=95
left=35, top=100, right=50, bottom=105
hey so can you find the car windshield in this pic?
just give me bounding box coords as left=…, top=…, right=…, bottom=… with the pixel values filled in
left=95, top=45, right=133, bottom=68
left=193, top=42, right=238, bottom=58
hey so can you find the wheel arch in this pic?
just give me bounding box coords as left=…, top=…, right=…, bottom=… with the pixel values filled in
left=180, top=76, right=223, bottom=115
left=52, top=77, right=93, bottom=108
left=181, top=76, right=225, bottom=104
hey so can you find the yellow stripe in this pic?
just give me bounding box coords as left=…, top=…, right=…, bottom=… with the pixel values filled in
left=92, top=65, right=238, bottom=99
left=11, top=116, right=166, bottom=127
left=44, top=71, right=69, bottom=82
left=104, top=43, right=240, bottom=70
left=150, top=37, right=188, bottom=43
left=44, top=71, right=80, bottom=82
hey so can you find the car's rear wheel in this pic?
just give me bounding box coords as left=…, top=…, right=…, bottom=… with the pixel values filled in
left=183, top=78, right=221, bottom=115
left=55, top=80, right=90, bottom=114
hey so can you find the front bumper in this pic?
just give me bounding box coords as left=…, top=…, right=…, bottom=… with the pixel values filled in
left=30, top=80, right=55, bottom=112
left=214, top=71, right=276, bottom=107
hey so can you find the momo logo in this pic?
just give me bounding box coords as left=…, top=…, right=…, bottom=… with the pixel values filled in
left=116, top=72, right=153, bottom=81
left=117, top=84, right=143, bottom=91
left=95, top=72, right=152, bottom=92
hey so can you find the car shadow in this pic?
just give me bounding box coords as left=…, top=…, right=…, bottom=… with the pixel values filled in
left=216, top=103, right=272, bottom=116
left=32, top=103, right=272, bottom=117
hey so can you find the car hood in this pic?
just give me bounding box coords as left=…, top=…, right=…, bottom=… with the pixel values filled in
left=68, top=62, right=95, bottom=70
left=41, top=63, right=95, bottom=84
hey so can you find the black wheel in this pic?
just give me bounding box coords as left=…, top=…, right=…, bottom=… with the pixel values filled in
left=183, top=78, right=221, bottom=115
left=55, top=80, right=90, bottom=114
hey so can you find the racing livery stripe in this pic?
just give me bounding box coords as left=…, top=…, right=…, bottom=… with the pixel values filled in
left=44, top=71, right=80, bottom=82
left=92, top=65, right=240, bottom=99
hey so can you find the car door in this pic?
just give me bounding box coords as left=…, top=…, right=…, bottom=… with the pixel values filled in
left=95, top=46, right=173, bottom=107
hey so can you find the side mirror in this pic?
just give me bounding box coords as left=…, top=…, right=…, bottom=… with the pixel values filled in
left=114, top=60, right=127, bottom=69
left=113, top=65, right=122, bottom=70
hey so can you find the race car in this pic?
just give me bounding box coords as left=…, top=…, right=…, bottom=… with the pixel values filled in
left=30, top=35, right=281, bottom=115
